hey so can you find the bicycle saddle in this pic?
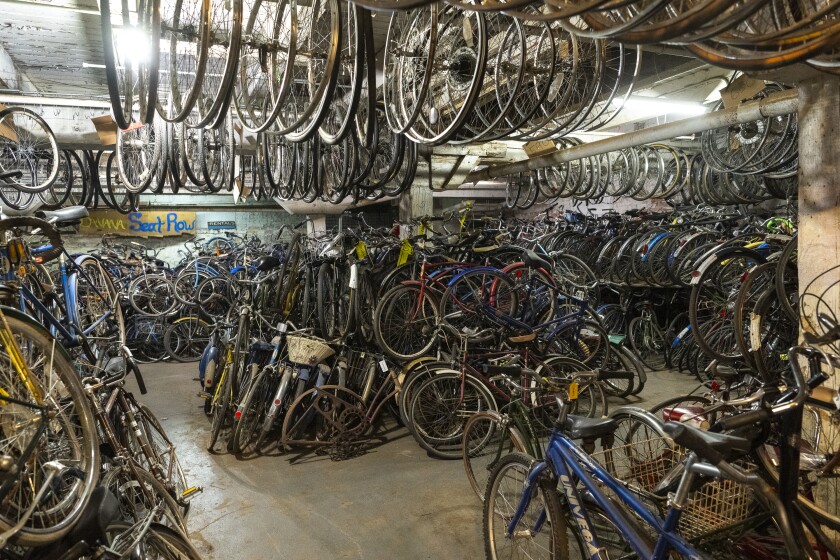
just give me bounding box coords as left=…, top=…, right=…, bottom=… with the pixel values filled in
left=564, top=415, right=617, bottom=439
left=35, top=205, right=88, bottom=224
left=662, top=422, right=751, bottom=465
left=523, top=250, right=553, bottom=271
left=29, top=487, right=120, bottom=559
left=254, top=255, right=281, bottom=271
left=706, top=360, right=743, bottom=383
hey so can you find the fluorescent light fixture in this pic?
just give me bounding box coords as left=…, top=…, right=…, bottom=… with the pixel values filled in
left=612, top=96, right=708, bottom=116
left=116, top=26, right=151, bottom=66
left=82, top=62, right=106, bottom=69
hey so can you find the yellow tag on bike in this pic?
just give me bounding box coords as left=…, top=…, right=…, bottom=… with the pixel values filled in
left=418, top=223, right=426, bottom=236
left=397, top=239, right=413, bottom=266
left=460, top=201, right=473, bottom=230
left=568, top=381, right=579, bottom=401
left=355, top=241, right=368, bottom=260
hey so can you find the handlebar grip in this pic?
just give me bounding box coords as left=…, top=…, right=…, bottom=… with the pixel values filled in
left=481, top=365, right=523, bottom=376
left=129, top=358, right=147, bottom=395
left=710, top=409, right=771, bottom=433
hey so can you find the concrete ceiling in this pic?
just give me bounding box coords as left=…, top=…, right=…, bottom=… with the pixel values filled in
left=0, top=0, right=107, bottom=96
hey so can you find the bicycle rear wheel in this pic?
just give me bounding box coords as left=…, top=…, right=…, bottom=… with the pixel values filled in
left=407, top=372, right=497, bottom=459
left=100, top=464, right=187, bottom=537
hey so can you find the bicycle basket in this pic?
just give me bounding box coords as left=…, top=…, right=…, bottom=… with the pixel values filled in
left=286, top=333, right=335, bottom=366
left=591, top=439, right=756, bottom=542
left=679, top=466, right=756, bottom=541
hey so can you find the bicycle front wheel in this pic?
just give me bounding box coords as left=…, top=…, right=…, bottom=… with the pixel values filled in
left=0, top=306, right=99, bottom=546
left=462, top=411, right=527, bottom=502
left=483, top=452, right=567, bottom=560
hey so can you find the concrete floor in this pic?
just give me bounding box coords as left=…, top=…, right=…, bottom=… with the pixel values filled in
left=130, top=363, right=700, bottom=559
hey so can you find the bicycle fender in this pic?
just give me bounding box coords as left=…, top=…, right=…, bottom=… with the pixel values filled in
left=445, top=266, right=503, bottom=286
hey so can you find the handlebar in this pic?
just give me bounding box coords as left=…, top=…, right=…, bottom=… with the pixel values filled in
left=711, top=344, right=834, bottom=433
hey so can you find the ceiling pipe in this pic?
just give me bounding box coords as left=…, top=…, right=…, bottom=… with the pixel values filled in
left=463, top=87, right=799, bottom=184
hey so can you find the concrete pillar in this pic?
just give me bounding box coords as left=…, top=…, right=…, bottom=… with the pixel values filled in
left=797, top=76, right=840, bottom=386
left=308, top=215, right=327, bottom=234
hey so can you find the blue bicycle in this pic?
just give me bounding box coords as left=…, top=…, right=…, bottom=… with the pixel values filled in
left=483, top=348, right=820, bottom=560
left=0, top=207, right=126, bottom=368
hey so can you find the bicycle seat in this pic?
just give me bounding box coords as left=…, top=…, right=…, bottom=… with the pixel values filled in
left=507, top=332, right=536, bottom=345
left=662, top=422, right=751, bottom=464
left=564, top=415, right=617, bottom=439
left=254, top=255, right=281, bottom=271
left=524, top=250, right=553, bottom=271
left=707, top=361, right=742, bottom=383
left=66, top=486, right=120, bottom=546
left=35, top=205, right=88, bottom=224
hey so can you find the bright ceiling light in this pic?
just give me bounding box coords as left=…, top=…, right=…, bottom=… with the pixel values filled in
left=612, top=96, right=708, bottom=116
left=116, top=26, right=151, bottom=66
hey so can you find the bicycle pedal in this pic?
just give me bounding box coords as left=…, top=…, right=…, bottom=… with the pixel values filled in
left=181, top=486, right=202, bottom=499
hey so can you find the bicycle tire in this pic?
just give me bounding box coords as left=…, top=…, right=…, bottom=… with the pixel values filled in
left=0, top=306, right=99, bottom=546
left=230, top=366, right=274, bottom=454
left=207, top=357, right=233, bottom=453
left=483, top=452, right=567, bottom=560
left=407, top=371, right=497, bottom=459
left=164, top=316, right=211, bottom=362
left=133, top=403, right=191, bottom=514
left=99, top=464, right=187, bottom=537
left=463, top=411, right=527, bottom=502
left=0, top=107, right=60, bottom=193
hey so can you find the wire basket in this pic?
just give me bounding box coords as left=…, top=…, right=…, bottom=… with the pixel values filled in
left=286, top=333, right=335, bottom=366
left=590, top=438, right=755, bottom=542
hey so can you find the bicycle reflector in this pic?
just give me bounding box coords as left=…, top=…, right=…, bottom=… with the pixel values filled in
left=5, top=238, right=28, bottom=275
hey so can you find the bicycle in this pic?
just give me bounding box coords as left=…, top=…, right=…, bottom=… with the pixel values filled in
left=482, top=341, right=833, bottom=560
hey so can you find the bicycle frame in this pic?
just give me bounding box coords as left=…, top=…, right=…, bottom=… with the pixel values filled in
left=10, top=249, right=115, bottom=360
left=509, top=430, right=703, bottom=560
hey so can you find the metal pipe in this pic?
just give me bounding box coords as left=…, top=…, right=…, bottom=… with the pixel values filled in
left=0, top=94, right=111, bottom=109
left=464, top=87, right=799, bottom=184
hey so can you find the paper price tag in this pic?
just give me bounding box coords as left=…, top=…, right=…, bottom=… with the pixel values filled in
left=397, top=239, right=413, bottom=266
left=568, top=381, right=579, bottom=401
left=379, top=359, right=389, bottom=373
left=355, top=241, right=368, bottom=260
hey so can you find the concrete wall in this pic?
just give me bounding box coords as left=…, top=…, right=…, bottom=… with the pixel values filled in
left=65, top=208, right=301, bottom=265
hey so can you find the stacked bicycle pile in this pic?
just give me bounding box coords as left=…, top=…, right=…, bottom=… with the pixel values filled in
left=469, top=226, right=840, bottom=560
left=0, top=210, right=202, bottom=558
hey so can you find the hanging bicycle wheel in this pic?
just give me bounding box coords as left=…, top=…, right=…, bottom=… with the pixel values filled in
left=0, top=107, right=60, bottom=194
left=157, top=0, right=210, bottom=122
left=100, top=0, right=160, bottom=127
left=409, top=6, right=486, bottom=145
left=235, top=0, right=296, bottom=133
left=116, top=119, right=161, bottom=193
left=319, top=2, right=364, bottom=145
left=384, top=6, right=438, bottom=134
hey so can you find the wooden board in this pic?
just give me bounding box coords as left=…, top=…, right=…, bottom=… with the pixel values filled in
left=80, top=210, right=196, bottom=237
